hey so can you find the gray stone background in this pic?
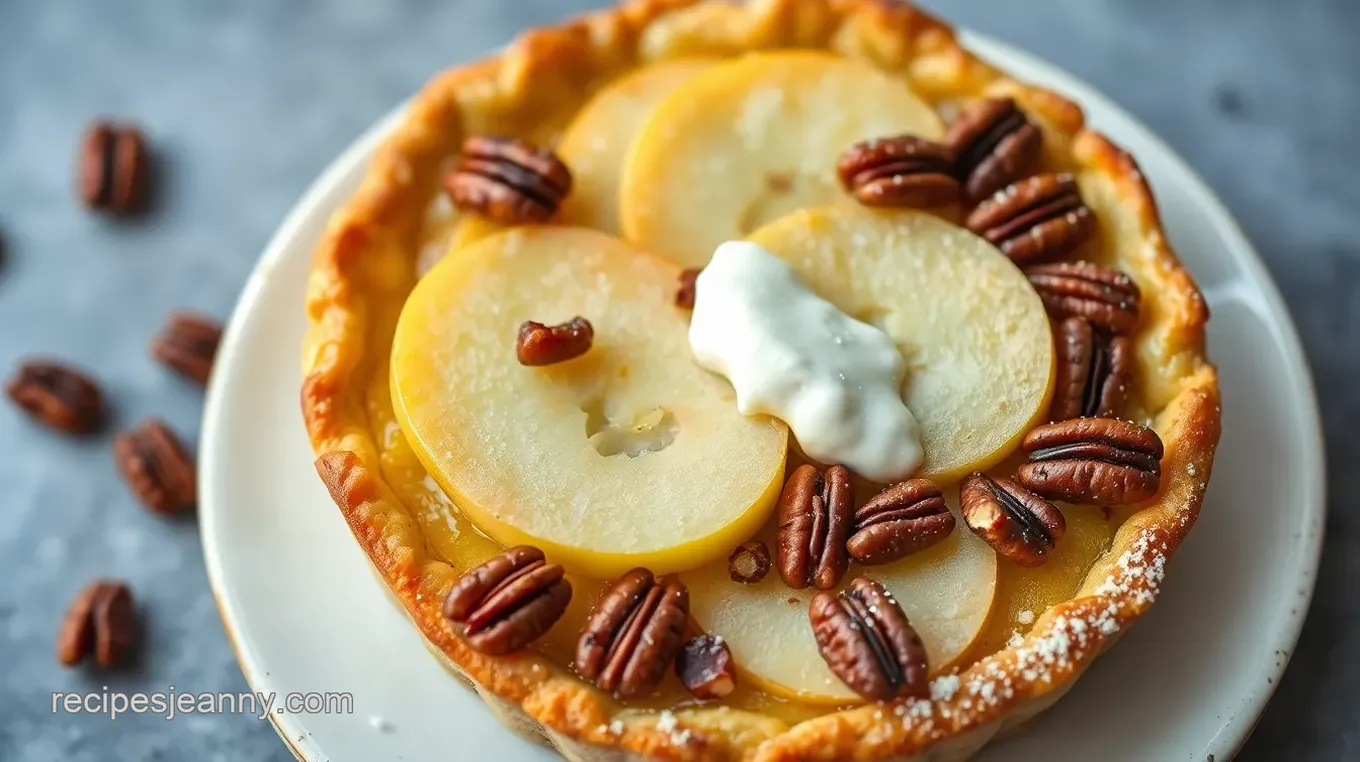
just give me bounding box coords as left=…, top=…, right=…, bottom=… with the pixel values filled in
left=0, top=1, right=1354, bottom=760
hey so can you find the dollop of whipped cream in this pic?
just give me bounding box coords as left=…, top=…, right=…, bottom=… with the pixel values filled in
left=688, top=241, right=923, bottom=482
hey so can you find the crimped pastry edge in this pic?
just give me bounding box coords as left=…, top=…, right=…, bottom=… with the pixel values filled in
left=299, top=1, right=1222, bottom=760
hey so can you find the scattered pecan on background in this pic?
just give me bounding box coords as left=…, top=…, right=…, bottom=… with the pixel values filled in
left=965, top=173, right=1096, bottom=265
left=151, top=311, right=223, bottom=385
left=846, top=478, right=955, bottom=565
left=837, top=135, right=960, bottom=208
left=516, top=317, right=593, bottom=366
left=56, top=579, right=138, bottom=669
left=960, top=473, right=1066, bottom=567
left=728, top=540, right=771, bottom=584
left=442, top=546, right=572, bottom=655
left=113, top=417, right=196, bottom=514
left=79, top=120, right=151, bottom=215
left=576, top=568, right=688, bottom=698
left=5, top=359, right=105, bottom=434
left=676, top=634, right=737, bottom=700
left=446, top=136, right=573, bottom=224
left=1050, top=316, right=1135, bottom=420
left=810, top=577, right=929, bottom=700
left=1018, top=418, right=1164, bottom=506
left=777, top=464, right=853, bottom=590
left=946, top=97, right=1043, bottom=204
left=1025, top=261, right=1142, bottom=336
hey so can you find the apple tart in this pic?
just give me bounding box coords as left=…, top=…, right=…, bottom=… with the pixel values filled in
left=301, top=1, right=1221, bottom=759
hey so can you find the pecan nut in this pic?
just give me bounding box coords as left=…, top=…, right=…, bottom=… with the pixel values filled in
left=5, top=359, right=105, bottom=434
left=517, top=317, right=594, bottom=366
left=837, top=136, right=960, bottom=208
left=57, top=580, right=138, bottom=668
left=113, top=418, right=196, bottom=514
left=961, top=473, right=1065, bottom=567
left=810, top=577, right=928, bottom=701
left=777, top=464, right=853, bottom=590
left=79, top=120, right=150, bottom=215
left=442, top=546, right=572, bottom=655
left=728, top=540, right=771, bottom=584
left=675, top=268, right=701, bottom=309
left=1018, top=418, right=1164, bottom=506
left=847, top=479, right=955, bottom=565
left=576, top=569, right=688, bottom=698
left=1025, top=261, right=1142, bottom=336
left=1050, top=316, right=1134, bottom=420
left=676, top=634, right=737, bottom=700
left=446, top=136, right=573, bottom=224
left=946, top=98, right=1043, bottom=203
left=151, top=311, right=223, bottom=385
left=966, top=173, right=1095, bottom=265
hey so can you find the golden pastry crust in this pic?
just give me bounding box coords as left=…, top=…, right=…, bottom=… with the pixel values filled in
left=301, top=1, right=1221, bottom=759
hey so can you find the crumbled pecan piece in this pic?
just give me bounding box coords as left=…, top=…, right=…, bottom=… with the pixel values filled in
left=676, top=268, right=701, bottom=309
left=676, top=634, right=737, bottom=700
left=516, top=317, right=593, bottom=366
left=728, top=540, right=771, bottom=584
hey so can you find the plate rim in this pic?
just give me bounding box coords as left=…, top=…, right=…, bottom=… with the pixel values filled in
left=199, top=30, right=1327, bottom=762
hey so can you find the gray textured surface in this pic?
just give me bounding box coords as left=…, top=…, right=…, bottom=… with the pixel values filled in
left=0, top=1, right=1354, bottom=760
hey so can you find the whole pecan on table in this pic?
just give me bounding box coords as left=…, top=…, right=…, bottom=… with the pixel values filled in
left=777, top=464, right=853, bottom=590
left=5, top=360, right=106, bottom=435
left=1025, top=261, right=1142, bottom=336
left=960, top=473, right=1065, bottom=567
left=151, top=311, right=223, bottom=386
left=113, top=418, right=196, bottom=514
left=676, top=634, right=737, bottom=700
left=442, top=546, right=572, bottom=655
left=446, top=136, right=573, bottom=225
left=1050, top=316, right=1134, bottom=420
left=576, top=568, right=688, bottom=698
left=516, top=317, right=594, bottom=366
left=965, top=173, right=1096, bottom=265
left=945, top=97, right=1043, bottom=204
left=57, top=579, right=138, bottom=668
left=810, top=577, right=929, bottom=701
left=1017, top=418, right=1164, bottom=506
left=846, top=478, right=955, bottom=566
left=836, top=135, right=960, bottom=208
left=79, top=120, right=151, bottom=215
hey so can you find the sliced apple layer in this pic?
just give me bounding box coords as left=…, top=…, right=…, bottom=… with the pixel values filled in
left=391, top=227, right=788, bottom=579
left=747, top=206, right=1055, bottom=482
left=621, top=51, right=945, bottom=268
left=683, top=485, right=996, bottom=704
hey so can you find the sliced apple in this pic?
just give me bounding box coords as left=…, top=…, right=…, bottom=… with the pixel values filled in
left=747, top=205, right=1054, bottom=481
left=620, top=51, right=945, bottom=267
left=391, top=226, right=788, bottom=579
left=683, top=485, right=996, bottom=703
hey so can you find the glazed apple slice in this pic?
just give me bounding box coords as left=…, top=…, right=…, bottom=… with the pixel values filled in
left=683, top=486, right=996, bottom=704
left=747, top=205, right=1055, bottom=482
left=621, top=51, right=944, bottom=267
left=391, top=226, right=788, bottom=579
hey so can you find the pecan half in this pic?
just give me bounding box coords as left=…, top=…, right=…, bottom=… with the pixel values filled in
left=1051, top=316, right=1134, bottom=420
left=946, top=98, right=1043, bottom=203
left=5, top=360, right=105, bottom=434
left=576, top=569, right=688, bottom=698
left=728, top=540, right=771, bottom=584
left=810, top=577, right=928, bottom=701
left=516, top=317, right=593, bottom=366
left=676, top=634, right=737, bottom=700
left=1018, top=418, right=1164, bottom=505
left=446, top=136, right=572, bottom=224
left=1025, top=261, right=1142, bottom=336
left=442, top=546, right=572, bottom=655
left=676, top=268, right=701, bottom=309
left=960, top=473, right=1065, bottom=567
left=837, top=136, right=960, bottom=208
left=151, top=311, right=223, bottom=385
left=79, top=120, right=150, bottom=215
left=847, top=479, right=955, bottom=565
left=966, top=174, right=1095, bottom=265
left=777, top=464, right=853, bottom=590
left=113, top=418, right=196, bottom=514
left=57, top=580, right=137, bottom=668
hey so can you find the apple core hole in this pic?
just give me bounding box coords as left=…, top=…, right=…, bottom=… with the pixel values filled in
left=581, top=397, right=679, bottom=458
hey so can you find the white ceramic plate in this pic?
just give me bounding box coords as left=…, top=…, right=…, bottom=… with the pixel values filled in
left=201, top=33, right=1325, bottom=762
